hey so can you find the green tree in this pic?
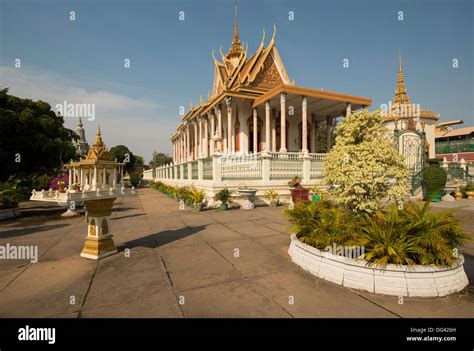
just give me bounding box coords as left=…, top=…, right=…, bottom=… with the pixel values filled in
left=149, top=152, right=172, bottom=167
left=109, top=145, right=136, bottom=172
left=323, top=109, right=408, bottom=213
left=0, top=88, right=78, bottom=182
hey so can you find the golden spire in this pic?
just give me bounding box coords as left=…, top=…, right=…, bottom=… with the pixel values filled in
left=393, top=50, right=411, bottom=105
left=86, top=125, right=111, bottom=161
left=227, top=0, right=243, bottom=60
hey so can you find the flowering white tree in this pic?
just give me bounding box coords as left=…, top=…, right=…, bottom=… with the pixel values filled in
left=323, top=109, right=408, bottom=213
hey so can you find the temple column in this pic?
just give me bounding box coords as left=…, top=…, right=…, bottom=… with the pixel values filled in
left=120, top=165, right=124, bottom=186
left=253, top=107, right=258, bottom=154
left=265, top=101, right=271, bottom=153
left=80, top=168, right=84, bottom=188
left=186, top=124, right=190, bottom=160
left=198, top=117, right=203, bottom=158
left=217, top=105, right=223, bottom=142
left=326, top=116, right=332, bottom=152
left=204, top=116, right=209, bottom=157
left=226, top=98, right=232, bottom=155
left=193, top=121, right=198, bottom=160
left=301, top=96, right=308, bottom=153
left=280, top=93, right=287, bottom=152
left=73, top=167, right=77, bottom=185
left=311, top=114, right=317, bottom=153
left=68, top=168, right=72, bottom=188
left=271, top=109, right=276, bottom=152
left=113, top=168, right=117, bottom=188
left=93, top=166, right=97, bottom=190
left=210, top=113, right=215, bottom=155
left=102, top=167, right=106, bottom=186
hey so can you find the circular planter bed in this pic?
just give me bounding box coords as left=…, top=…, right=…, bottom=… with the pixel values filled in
left=288, top=235, right=468, bottom=297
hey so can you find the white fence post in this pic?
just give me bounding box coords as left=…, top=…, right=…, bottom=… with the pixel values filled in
left=198, top=158, right=203, bottom=181
left=262, top=152, right=271, bottom=182
left=303, top=153, right=311, bottom=184
left=212, top=154, right=221, bottom=182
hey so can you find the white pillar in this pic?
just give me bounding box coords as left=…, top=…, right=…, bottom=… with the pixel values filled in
left=253, top=107, right=258, bottom=154
left=204, top=116, right=209, bottom=157
left=198, top=117, right=203, bottom=157
left=73, top=167, right=77, bottom=184
left=93, top=166, right=97, bottom=190
left=80, top=168, right=84, bottom=188
left=280, top=93, right=287, bottom=152
left=120, top=165, right=124, bottom=185
left=210, top=113, right=215, bottom=155
left=302, top=96, right=308, bottom=153
left=193, top=121, right=198, bottom=159
left=346, top=103, right=352, bottom=116
left=113, top=168, right=117, bottom=187
left=265, top=101, right=271, bottom=153
left=186, top=124, right=190, bottom=160
left=271, top=109, right=276, bottom=152
left=311, top=114, right=317, bottom=153
left=227, top=98, right=232, bottom=155
left=68, top=168, right=72, bottom=188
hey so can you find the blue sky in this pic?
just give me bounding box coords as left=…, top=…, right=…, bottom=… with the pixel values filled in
left=0, top=0, right=472, bottom=160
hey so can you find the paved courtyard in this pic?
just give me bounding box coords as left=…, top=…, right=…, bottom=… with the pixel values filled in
left=0, top=188, right=473, bottom=318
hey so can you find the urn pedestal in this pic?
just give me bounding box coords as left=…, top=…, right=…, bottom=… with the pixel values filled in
left=80, top=197, right=117, bottom=260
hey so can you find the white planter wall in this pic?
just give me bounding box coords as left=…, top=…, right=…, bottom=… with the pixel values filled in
left=288, top=234, right=469, bottom=297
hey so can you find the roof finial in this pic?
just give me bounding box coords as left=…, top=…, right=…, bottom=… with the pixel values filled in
left=97, top=124, right=101, bottom=136
left=227, top=0, right=243, bottom=60
left=77, top=116, right=83, bottom=127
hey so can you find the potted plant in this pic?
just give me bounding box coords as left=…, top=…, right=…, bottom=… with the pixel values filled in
left=238, top=185, right=257, bottom=210
left=463, top=183, right=474, bottom=200
left=190, top=187, right=206, bottom=211
left=288, top=175, right=302, bottom=188
left=238, top=185, right=257, bottom=197
left=215, top=188, right=232, bottom=211
left=265, top=188, right=280, bottom=207
left=422, top=159, right=447, bottom=202
left=71, top=182, right=81, bottom=192
left=288, top=176, right=309, bottom=203
left=310, top=186, right=322, bottom=201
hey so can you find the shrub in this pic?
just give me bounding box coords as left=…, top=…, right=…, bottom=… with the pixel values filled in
left=0, top=180, right=22, bottom=210
left=189, top=187, right=206, bottom=203
left=177, top=186, right=191, bottom=201
left=286, top=200, right=467, bottom=267
left=265, top=188, right=279, bottom=202
left=129, top=172, right=141, bottom=187
left=323, top=109, right=408, bottom=213
left=215, top=188, right=232, bottom=204
left=285, top=200, right=359, bottom=249
left=422, top=162, right=447, bottom=194
left=32, top=174, right=51, bottom=191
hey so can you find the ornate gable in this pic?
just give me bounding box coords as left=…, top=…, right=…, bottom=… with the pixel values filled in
left=251, top=54, right=283, bottom=89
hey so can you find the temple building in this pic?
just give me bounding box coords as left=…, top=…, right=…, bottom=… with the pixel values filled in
left=73, top=116, right=90, bottom=157
left=145, top=4, right=372, bottom=199
left=169, top=5, right=371, bottom=163
left=382, top=54, right=439, bottom=160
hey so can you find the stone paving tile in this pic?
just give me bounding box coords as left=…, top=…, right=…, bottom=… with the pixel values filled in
left=193, top=223, right=246, bottom=243
left=252, top=270, right=395, bottom=318
left=81, top=293, right=182, bottom=318
left=210, top=238, right=297, bottom=277
left=176, top=278, right=290, bottom=318
left=160, top=243, right=244, bottom=291
left=224, top=221, right=282, bottom=238
left=83, top=251, right=172, bottom=311
left=0, top=256, right=96, bottom=317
